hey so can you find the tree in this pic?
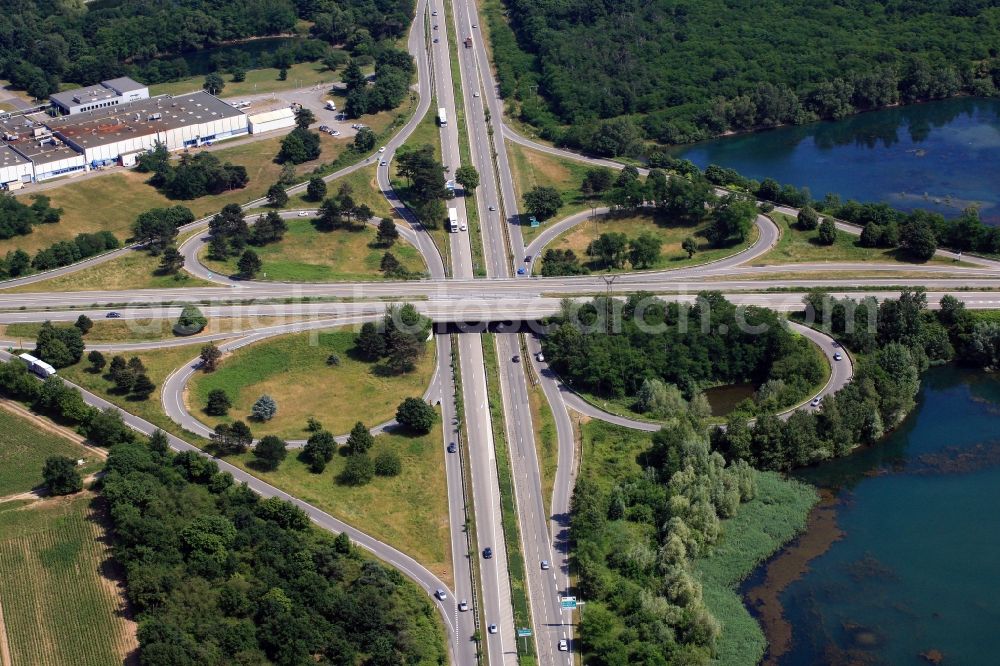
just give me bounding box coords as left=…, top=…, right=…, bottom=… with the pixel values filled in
left=35, top=322, right=84, bottom=368
left=175, top=305, right=207, bottom=335
left=306, top=177, right=327, bottom=202
left=74, top=314, right=93, bottom=334
left=346, top=421, right=374, bottom=455
left=84, top=408, right=134, bottom=447
left=294, top=108, right=315, bottom=130
left=587, top=232, right=629, bottom=268
left=206, top=389, right=232, bottom=416
left=213, top=420, right=253, bottom=455
left=200, top=343, right=222, bottom=372
left=254, top=435, right=287, bottom=471
left=249, top=211, right=287, bottom=246
left=354, top=127, right=376, bottom=153
left=374, top=450, right=402, bottom=476
left=203, top=73, right=225, bottom=95
left=342, top=59, right=366, bottom=91
left=629, top=233, right=662, bottom=269
left=237, top=249, right=262, bottom=278
left=797, top=206, right=820, bottom=230
left=158, top=247, right=185, bottom=274
left=43, top=456, right=82, bottom=495
left=302, top=431, right=337, bottom=473
left=132, top=373, right=156, bottom=400
left=356, top=322, right=386, bottom=360
left=376, top=218, right=398, bottom=246
left=395, top=397, right=436, bottom=434
left=380, top=251, right=405, bottom=278
left=278, top=66, right=288, bottom=81
left=581, top=168, right=614, bottom=197
left=901, top=218, right=938, bottom=261
left=541, top=248, right=587, bottom=276
left=708, top=194, right=756, bottom=245
left=231, top=67, right=246, bottom=82
left=682, top=237, right=698, bottom=259
left=455, top=165, right=480, bottom=192
left=523, top=186, right=562, bottom=221
left=87, top=350, right=106, bottom=373
left=817, top=218, right=838, bottom=245
left=340, top=452, right=374, bottom=485
left=267, top=183, right=289, bottom=207
left=251, top=395, right=277, bottom=421
left=278, top=127, right=322, bottom=164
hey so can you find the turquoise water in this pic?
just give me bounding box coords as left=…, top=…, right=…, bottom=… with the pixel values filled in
left=758, top=367, right=1000, bottom=664
left=671, top=98, right=1000, bottom=224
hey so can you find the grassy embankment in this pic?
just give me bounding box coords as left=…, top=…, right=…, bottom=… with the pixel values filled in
left=543, top=210, right=759, bottom=273
left=578, top=420, right=817, bottom=666
left=762, top=211, right=966, bottom=266
left=0, top=407, right=103, bottom=496
left=0, top=315, right=301, bottom=344
left=188, top=328, right=435, bottom=439
left=57, top=330, right=451, bottom=582
left=482, top=334, right=536, bottom=664
left=150, top=59, right=336, bottom=97
left=506, top=140, right=592, bottom=244
left=0, top=495, right=138, bottom=666
left=198, top=218, right=426, bottom=282
left=526, top=375, right=558, bottom=518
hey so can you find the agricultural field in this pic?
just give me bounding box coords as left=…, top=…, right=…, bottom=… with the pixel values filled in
left=0, top=494, right=137, bottom=666
left=189, top=328, right=435, bottom=439
left=542, top=211, right=759, bottom=273
left=0, top=406, right=102, bottom=497
left=198, top=218, right=426, bottom=282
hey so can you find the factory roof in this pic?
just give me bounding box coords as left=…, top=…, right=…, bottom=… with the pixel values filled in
left=101, top=77, right=147, bottom=94
left=247, top=107, right=295, bottom=124
left=47, top=91, right=245, bottom=150
left=50, top=84, right=118, bottom=109
left=10, top=137, right=83, bottom=166
left=0, top=144, right=30, bottom=169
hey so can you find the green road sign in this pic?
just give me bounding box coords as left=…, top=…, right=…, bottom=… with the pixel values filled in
left=517, top=628, right=532, bottom=637
left=560, top=596, right=577, bottom=609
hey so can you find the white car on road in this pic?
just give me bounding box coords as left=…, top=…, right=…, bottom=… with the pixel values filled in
left=558, top=639, right=568, bottom=651
left=378, top=146, right=386, bottom=153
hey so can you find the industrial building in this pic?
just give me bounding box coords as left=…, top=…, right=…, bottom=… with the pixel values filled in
left=10, top=137, right=86, bottom=181
left=48, top=91, right=249, bottom=167
left=0, top=145, right=33, bottom=188
left=246, top=107, right=296, bottom=134
left=50, top=77, right=150, bottom=116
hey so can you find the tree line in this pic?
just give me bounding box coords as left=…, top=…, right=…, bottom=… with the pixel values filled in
left=0, top=193, right=61, bottom=240
left=489, top=0, right=1000, bottom=150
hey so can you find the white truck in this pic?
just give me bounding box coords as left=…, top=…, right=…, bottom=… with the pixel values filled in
left=18, top=353, right=56, bottom=378
left=325, top=100, right=337, bottom=111
left=438, top=107, right=448, bottom=127
left=448, top=207, right=459, bottom=232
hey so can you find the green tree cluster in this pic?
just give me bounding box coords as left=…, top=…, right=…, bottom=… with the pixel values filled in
left=354, top=304, right=430, bottom=373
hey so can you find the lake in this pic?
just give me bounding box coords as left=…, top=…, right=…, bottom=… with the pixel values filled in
left=671, top=98, right=1000, bottom=224
left=743, top=366, right=1000, bottom=665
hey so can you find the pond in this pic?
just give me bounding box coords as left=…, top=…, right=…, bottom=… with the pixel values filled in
left=703, top=383, right=755, bottom=416
left=743, top=366, right=1000, bottom=664
left=670, top=98, right=1000, bottom=224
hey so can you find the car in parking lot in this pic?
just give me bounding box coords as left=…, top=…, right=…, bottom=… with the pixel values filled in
left=488, top=624, right=498, bottom=634
left=483, top=547, right=493, bottom=559
left=541, top=560, right=550, bottom=570
left=329, top=130, right=341, bottom=137
left=318, top=125, right=331, bottom=132
left=435, top=589, right=447, bottom=600
left=106, top=312, right=121, bottom=318
left=833, top=352, right=843, bottom=361
left=558, top=639, right=568, bottom=651
left=458, top=600, right=469, bottom=611
left=811, top=397, right=822, bottom=407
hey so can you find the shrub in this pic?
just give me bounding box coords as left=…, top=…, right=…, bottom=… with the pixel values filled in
left=339, top=453, right=374, bottom=485
left=42, top=456, right=82, bottom=495
left=373, top=450, right=402, bottom=477
left=206, top=389, right=232, bottom=416
left=251, top=395, right=277, bottom=421
left=254, top=435, right=287, bottom=470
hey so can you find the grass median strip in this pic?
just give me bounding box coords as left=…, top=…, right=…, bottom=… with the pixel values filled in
left=481, top=333, right=536, bottom=662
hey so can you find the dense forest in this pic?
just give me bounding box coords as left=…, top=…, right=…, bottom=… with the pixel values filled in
left=100, top=438, right=446, bottom=664
left=0, top=0, right=415, bottom=96
left=541, top=292, right=825, bottom=412
left=490, top=0, right=1000, bottom=149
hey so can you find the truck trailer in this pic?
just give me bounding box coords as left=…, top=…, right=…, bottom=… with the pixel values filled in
left=18, top=353, right=56, bottom=378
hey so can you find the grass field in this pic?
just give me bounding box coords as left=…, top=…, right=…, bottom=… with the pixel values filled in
left=506, top=140, right=593, bottom=243
left=285, top=165, right=397, bottom=221
left=0, top=408, right=103, bottom=496
left=0, top=494, right=137, bottom=666
left=5, top=249, right=213, bottom=293
left=189, top=328, right=435, bottom=439
left=527, top=378, right=558, bottom=519
left=542, top=211, right=759, bottom=273
left=150, top=60, right=337, bottom=97
left=1, top=315, right=299, bottom=345
left=762, top=211, right=962, bottom=266
left=694, top=472, right=817, bottom=666
left=198, top=218, right=426, bottom=282
left=224, top=417, right=452, bottom=585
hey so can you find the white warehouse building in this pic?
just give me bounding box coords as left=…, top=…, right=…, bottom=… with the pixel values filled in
left=10, top=137, right=87, bottom=182
left=50, top=77, right=150, bottom=116
left=0, top=146, right=33, bottom=188
left=247, top=107, right=296, bottom=134
left=48, top=91, right=249, bottom=167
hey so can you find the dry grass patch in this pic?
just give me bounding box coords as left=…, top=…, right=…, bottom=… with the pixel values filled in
left=506, top=139, right=593, bottom=243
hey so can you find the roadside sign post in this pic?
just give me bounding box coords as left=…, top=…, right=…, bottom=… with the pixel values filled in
left=516, top=627, right=532, bottom=654
left=560, top=596, right=577, bottom=610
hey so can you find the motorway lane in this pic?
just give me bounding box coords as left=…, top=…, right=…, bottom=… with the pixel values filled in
left=0, top=349, right=463, bottom=662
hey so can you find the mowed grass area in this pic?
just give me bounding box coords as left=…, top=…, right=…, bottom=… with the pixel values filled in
left=1, top=315, right=299, bottom=344
left=0, top=407, right=103, bottom=496
left=694, top=471, right=817, bottom=666
left=0, top=495, right=138, bottom=666
left=59, top=342, right=211, bottom=444
left=762, top=211, right=961, bottom=265
left=284, top=164, right=397, bottom=220
left=527, top=379, right=558, bottom=519
left=543, top=211, right=759, bottom=273
left=225, top=417, right=452, bottom=585
left=1, top=126, right=349, bottom=257
left=150, top=60, right=336, bottom=97
left=189, top=329, right=435, bottom=439
left=506, top=139, right=592, bottom=243
left=198, top=218, right=426, bottom=282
